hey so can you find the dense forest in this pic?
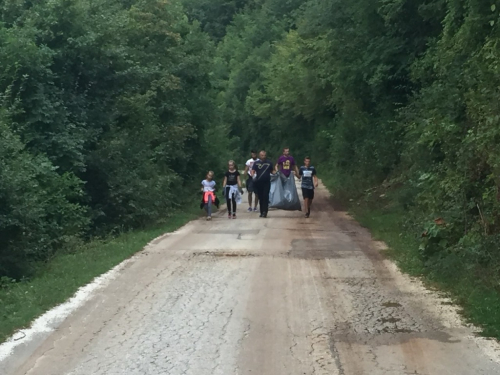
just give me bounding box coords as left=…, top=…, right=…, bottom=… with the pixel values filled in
left=2, top=0, right=500, bottom=300
left=0, top=0, right=235, bottom=278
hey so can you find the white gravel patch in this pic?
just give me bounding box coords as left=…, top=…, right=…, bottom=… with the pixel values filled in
left=0, top=223, right=191, bottom=363
left=382, top=258, right=500, bottom=364
left=0, top=257, right=135, bottom=362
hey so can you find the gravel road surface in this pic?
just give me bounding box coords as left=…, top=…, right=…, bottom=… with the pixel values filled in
left=2, top=181, right=500, bottom=375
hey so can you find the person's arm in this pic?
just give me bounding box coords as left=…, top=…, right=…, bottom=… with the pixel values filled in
left=290, top=157, right=299, bottom=178
left=237, top=174, right=244, bottom=193
left=294, top=164, right=300, bottom=177
left=222, top=176, right=227, bottom=188
left=251, top=163, right=257, bottom=177
left=313, top=169, right=318, bottom=187
left=244, top=163, right=249, bottom=176
left=201, top=181, right=204, bottom=192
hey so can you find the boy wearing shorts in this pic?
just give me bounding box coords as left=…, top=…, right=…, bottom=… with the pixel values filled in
left=299, top=157, right=318, bottom=218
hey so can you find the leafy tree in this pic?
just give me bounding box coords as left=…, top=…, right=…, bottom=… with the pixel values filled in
left=0, top=113, right=87, bottom=278
left=0, top=0, right=230, bottom=277
left=182, top=0, right=247, bottom=40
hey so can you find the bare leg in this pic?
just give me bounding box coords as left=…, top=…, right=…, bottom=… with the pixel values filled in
left=254, top=193, right=259, bottom=209
left=248, top=192, right=253, bottom=207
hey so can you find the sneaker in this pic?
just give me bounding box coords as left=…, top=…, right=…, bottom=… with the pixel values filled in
left=206, top=216, right=212, bottom=221
left=305, top=213, right=310, bottom=218
left=228, top=214, right=231, bottom=219
left=263, top=212, right=267, bottom=218
left=253, top=207, right=258, bottom=212
left=247, top=207, right=252, bottom=212
left=233, top=214, right=237, bottom=219
left=259, top=213, right=263, bottom=218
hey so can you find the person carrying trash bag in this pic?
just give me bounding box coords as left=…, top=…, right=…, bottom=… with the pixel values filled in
left=275, top=147, right=300, bottom=178
left=251, top=150, right=275, bottom=218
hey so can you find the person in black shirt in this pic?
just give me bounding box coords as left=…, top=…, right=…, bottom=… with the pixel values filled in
left=251, top=150, right=275, bottom=218
left=223, top=160, right=243, bottom=219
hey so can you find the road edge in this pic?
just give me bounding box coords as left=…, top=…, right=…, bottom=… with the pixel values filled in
left=0, top=219, right=196, bottom=368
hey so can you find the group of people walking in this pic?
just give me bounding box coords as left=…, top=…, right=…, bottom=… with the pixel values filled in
left=201, top=148, right=318, bottom=220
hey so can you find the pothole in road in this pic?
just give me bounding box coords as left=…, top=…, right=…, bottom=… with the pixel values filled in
left=393, top=328, right=416, bottom=333
left=378, top=317, right=401, bottom=324
left=331, top=330, right=460, bottom=345
left=382, top=301, right=402, bottom=308
left=340, top=230, right=358, bottom=235
left=198, top=229, right=260, bottom=235
left=194, top=251, right=257, bottom=258
left=289, top=249, right=362, bottom=259
left=289, top=239, right=363, bottom=259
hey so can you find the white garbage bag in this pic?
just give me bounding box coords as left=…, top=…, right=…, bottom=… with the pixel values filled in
left=269, top=172, right=301, bottom=211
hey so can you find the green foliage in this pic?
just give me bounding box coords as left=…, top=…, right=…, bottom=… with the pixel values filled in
left=182, top=0, right=247, bottom=41
left=0, top=115, right=88, bottom=279
left=212, top=0, right=500, bottom=334
left=0, top=0, right=231, bottom=278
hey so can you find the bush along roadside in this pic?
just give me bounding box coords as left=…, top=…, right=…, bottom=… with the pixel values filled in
left=0, top=206, right=202, bottom=344
left=341, top=183, right=500, bottom=341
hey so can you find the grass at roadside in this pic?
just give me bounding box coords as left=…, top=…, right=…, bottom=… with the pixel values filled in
left=349, top=195, right=500, bottom=340
left=319, top=166, right=500, bottom=340
left=0, top=207, right=201, bottom=344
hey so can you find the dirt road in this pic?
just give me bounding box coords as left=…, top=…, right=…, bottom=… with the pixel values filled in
left=1, top=182, right=500, bottom=375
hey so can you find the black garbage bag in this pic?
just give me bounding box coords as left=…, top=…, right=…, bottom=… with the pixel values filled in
left=269, top=172, right=301, bottom=211
left=269, top=173, right=285, bottom=208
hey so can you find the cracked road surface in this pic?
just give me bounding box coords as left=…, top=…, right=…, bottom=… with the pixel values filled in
left=2, top=182, right=500, bottom=375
